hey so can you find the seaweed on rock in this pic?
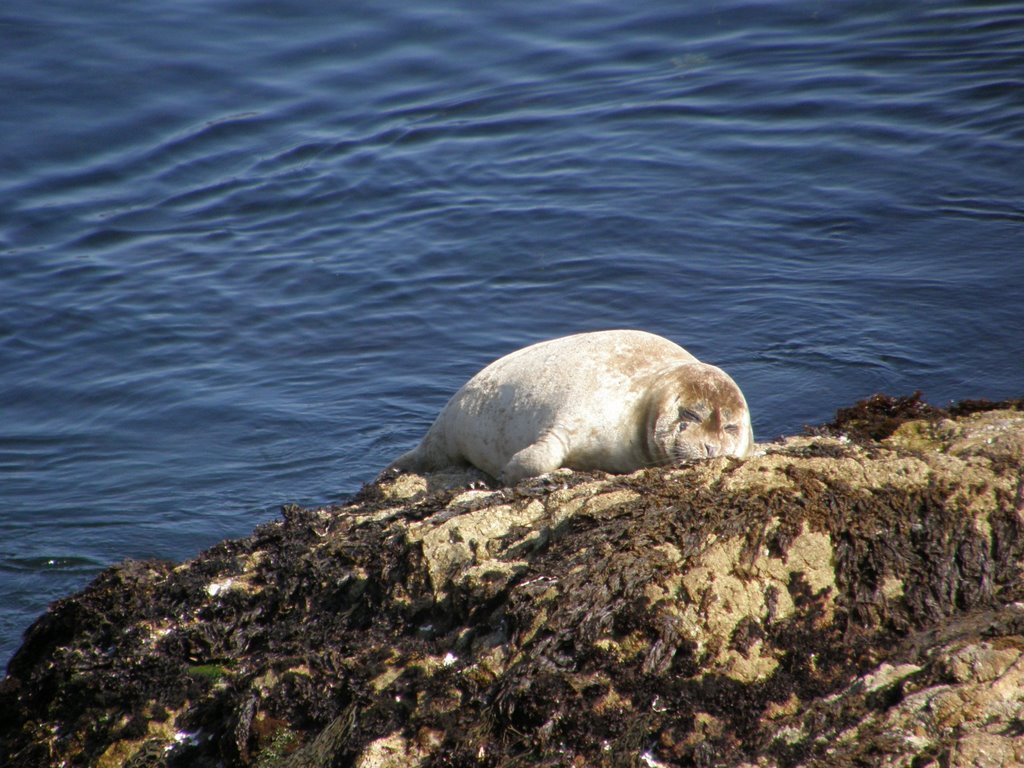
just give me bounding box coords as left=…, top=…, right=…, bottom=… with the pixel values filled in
left=2, top=395, right=1023, bottom=768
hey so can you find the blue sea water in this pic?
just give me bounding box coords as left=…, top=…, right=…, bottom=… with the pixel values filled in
left=1, top=0, right=1022, bottom=667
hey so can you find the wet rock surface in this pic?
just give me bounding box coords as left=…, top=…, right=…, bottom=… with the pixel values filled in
left=2, top=395, right=1023, bottom=767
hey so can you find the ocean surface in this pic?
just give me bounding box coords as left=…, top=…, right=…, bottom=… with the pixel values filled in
left=2, top=1, right=1022, bottom=667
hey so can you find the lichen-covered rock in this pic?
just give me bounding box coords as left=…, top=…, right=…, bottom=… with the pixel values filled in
left=1, top=396, right=1021, bottom=768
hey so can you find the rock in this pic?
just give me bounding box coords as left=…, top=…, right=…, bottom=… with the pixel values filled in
left=1, top=395, right=1022, bottom=768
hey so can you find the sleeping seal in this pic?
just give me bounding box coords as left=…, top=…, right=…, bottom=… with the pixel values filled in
left=385, top=329, right=753, bottom=484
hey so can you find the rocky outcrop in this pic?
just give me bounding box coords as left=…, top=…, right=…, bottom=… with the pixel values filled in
left=1, top=395, right=1022, bottom=768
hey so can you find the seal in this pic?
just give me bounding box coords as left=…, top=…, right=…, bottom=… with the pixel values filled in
left=385, top=330, right=754, bottom=484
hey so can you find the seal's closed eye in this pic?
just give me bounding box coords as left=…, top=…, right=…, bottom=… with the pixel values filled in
left=678, top=407, right=703, bottom=423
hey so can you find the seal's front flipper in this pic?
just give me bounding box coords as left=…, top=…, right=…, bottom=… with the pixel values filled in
left=500, top=430, right=570, bottom=484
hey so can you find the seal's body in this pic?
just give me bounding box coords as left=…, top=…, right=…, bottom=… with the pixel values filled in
left=386, top=330, right=753, bottom=484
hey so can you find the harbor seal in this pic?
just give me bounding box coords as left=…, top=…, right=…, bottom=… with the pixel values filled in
left=385, top=330, right=754, bottom=484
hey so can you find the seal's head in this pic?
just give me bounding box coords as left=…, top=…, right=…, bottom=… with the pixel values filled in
left=645, top=363, right=753, bottom=464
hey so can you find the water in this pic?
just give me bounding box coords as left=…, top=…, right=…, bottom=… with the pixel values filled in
left=1, top=0, right=1022, bottom=667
